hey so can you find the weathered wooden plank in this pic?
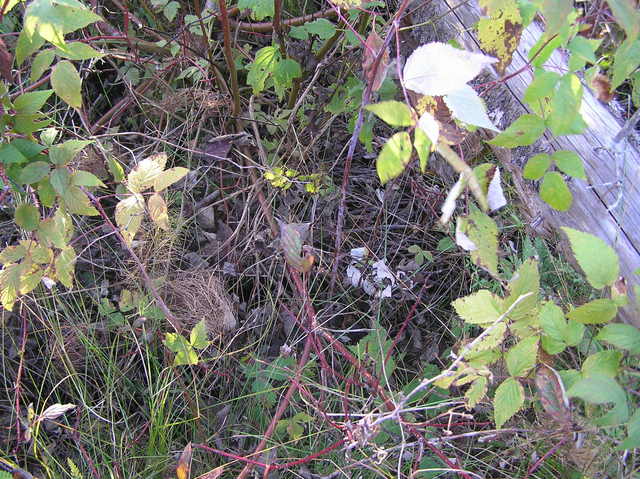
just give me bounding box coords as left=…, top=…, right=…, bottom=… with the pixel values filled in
left=412, top=0, right=640, bottom=325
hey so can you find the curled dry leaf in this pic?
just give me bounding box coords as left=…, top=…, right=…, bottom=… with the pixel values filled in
left=37, top=403, right=76, bottom=423
left=176, top=442, right=192, bottom=479
left=362, top=30, right=390, bottom=92
left=590, top=73, right=614, bottom=103
left=535, top=364, right=572, bottom=429
left=278, top=220, right=314, bottom=273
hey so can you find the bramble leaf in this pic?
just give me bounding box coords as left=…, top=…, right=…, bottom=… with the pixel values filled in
left=561, top=227, right=619, bottom=289
left=523, top=154, right=551, bottom=180
left=488, top=114, right=545, bottom=147
left=452, top=289, right=504, bottom=325
left=540, top=171, right=572, bottom=211
left=552, top=150, right=585, bottom=179
left=148, top=193, right=169, bottom=230
left=506, top=335, right=539, bottom=377
left=567, top=298, right=618, bottom=324
left=596, top=324, right=640, bottom=354
left=366, top=101, right=415, bottom=127
left=51, top=60, right=82, bottom=108
left=494, top=377, right=525, bottom=428
left=376, top=131, right=413, bottom=184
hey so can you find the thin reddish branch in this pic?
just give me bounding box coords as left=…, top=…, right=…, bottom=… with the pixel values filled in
left=229, top=8, right=337, bottom=32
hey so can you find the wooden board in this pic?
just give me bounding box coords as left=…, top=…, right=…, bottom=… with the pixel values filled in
left=412, top=0, right=640, bottom=325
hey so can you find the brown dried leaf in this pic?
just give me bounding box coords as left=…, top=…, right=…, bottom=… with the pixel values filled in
left=278, top=221, right=314, bottom=273
left=176, top=442, right=192, bottom=479
left=590, top=73, right=614, bottom=103
left=362, top=30, right=389, bottom=92
left=535, top=364, right=571, bottom=428
left=0, top=38, right=13, bottom=83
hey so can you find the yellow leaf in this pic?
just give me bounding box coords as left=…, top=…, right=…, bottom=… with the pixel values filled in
left=154, top=167, right=188, bottom=192
left=148, top=193, right=169, bottom=230
left=115, top=194, right=145, bottom=245
left=55, top=246, right=76, bottom=288
left=127, top=157, right=164, bottom=193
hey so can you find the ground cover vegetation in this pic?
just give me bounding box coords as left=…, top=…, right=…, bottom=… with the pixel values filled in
left=0, top=0, right=639, bottom=477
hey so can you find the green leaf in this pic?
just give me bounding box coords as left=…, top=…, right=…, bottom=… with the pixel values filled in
left=29, top=49, right=55, bottom=82
left=582, top=350, right=621, bottom=378
left=51, top=60, right=82, bottom=108
left=494, top=377, right=525, bottom=428
left=376, top=131, right=413, bottom=184
left=539, top=301, right=566, bottom=341
left=413, top=127, right=431, bottom=173
left=305, top=18, right=337, bottom=39
left=50, top=167, right=72, bottom=195
left=540, top=0, right=572, bottom=38
left=49, top=140, right=93, bottom=166
left=596, top=323, right=640, bottom=353
left=567, top=298, right=618, bottom=324
left=563, top=319, right=585, bottom=346
left=163, top=1, right=179, bottom=21
left=238, top=0, right=273, bottom=20
left=523, top=70, right=561, bottom=107
left=71, top=170, right=105, bottom=187
left=612, top=38, right=640, bottom=90
left=561, top=227, right=619, bottom=289
left=539, top=171, right=572, bottom=211
left=246, top=45, right=278, bottom=95
left=154, top=166, right=188, bottom=192
left=54, top=245, right=76, bottom=288
left=523, top=153, right=551, bottom=180
left=37, top=178, right=57, bottom=207
left=107, top=158, right=125, bottom=182
left=61, top=185, right=99, bottom=215
left=272, top=58, right=302, bottom=99
left=19, top=161, right=50, bottom=184
left=452, top=289, right=504, bottom=325
left=505, top=258, right=540, bottom=322
left=365, top=101, right=415, bottom=127
left=488, top=114, right=546, bottom=147
left=13, top=90, right=54, bottom=114
left=16, top=28, right=46, bottom=66
left=0, top=143, right=28, bottom=166
left=0, top=263, right=24, bottom=310
left=547, top=74, right=586, bottom=136
left=465, top=376, right=488, bottom=408
left=567, top=373, right=629, bottom=425
left=12, top=113, right=51, bottom=135
left=15, top=203, right=40, bottom=231
left=189, top=319, right=209, bottom=349
left=617, top=409, right=640, bottom=450
left=552, top=150, right=585, bottom=179
left=164, top=333, right=198, bottom=366
left=506, top=335, right=539, bottom=377
left=606, top=0, right=640, bottom=40
left=10, top=138, right=47, bottom=160
left=55, top=41, right=105, bottom=60
left=0, top=244, right=28, bottom=264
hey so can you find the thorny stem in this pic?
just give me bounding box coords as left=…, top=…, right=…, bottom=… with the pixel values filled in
left=235, top=269, right=315, bottom=479
left=329, top=0, right=412, bottom=293
left=218, top=0, right=240, bottom=119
